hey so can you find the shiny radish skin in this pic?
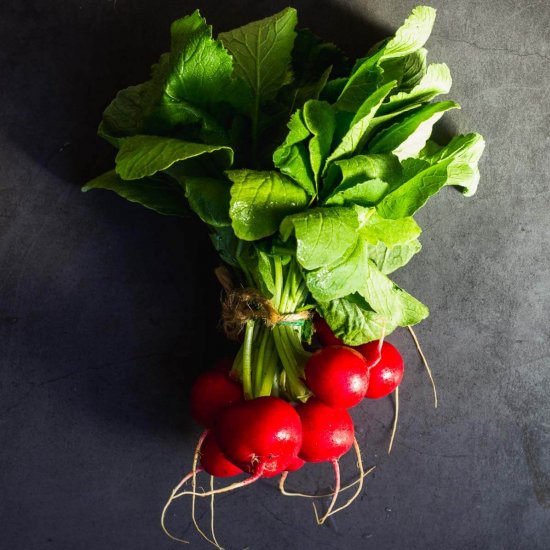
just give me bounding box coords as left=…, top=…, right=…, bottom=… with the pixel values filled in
left=190, top=370, right=243, bottom=428
left=356, top=341, right=404, bottom=399
left=314, top=316, right=344, bottom=346
left=200, top=431, right=243, bottom=478
left=305, top=346, right=370, bottom=409
left=295, top=398, right=354, bottom=463
left=214, top=396, right=302, bottom=477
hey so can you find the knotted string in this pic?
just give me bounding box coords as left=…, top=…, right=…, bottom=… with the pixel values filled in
left=214, top=266, right=311, bottom=340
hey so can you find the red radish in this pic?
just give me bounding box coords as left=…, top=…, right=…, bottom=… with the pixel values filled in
left=305, top=346, right=369, bottom=409
left=190, top=370, right=243, bottom=428
left=200, top=431, right=243, bottom=478
left=356, top=341, right=404, bottom=399
left=285, top=456, right=305, bottom=472
left=295, top=398, right=354, bottom=463
left=314, top=315, right=343, bottom=346
left=214, top=396, right=302, bottom=477
left=295, top=398, right=356, bottom=525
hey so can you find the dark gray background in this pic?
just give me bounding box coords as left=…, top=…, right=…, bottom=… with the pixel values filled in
left=1, top=1, right=549, bottom=549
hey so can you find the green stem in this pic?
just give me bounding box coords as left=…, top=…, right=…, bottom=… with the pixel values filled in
left=254, top=326, right=269, bottom=396
left=242, top=320, right=255, bottom=399
left=270, top=258, right=311, bottom=400
left=272, top=327, right=305, bottom=398
left=258, top=334, right=278, bottom=396
left=274, top=256, right=284, bottom=309
left=232, top=254, right=311, bottom=402
left=236, top=240, right=254, bottom=286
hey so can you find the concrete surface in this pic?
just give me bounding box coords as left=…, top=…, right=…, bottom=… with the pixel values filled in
left=0, top=1, right=549, bottom=549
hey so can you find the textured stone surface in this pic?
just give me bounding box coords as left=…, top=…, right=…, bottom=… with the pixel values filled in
left=0, top=1, right=549, bottom=549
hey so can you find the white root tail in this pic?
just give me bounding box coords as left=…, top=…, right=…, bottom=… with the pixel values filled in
left=407, top=325, right=438, bottom=408
left=388, top=386, right=399, bottom=454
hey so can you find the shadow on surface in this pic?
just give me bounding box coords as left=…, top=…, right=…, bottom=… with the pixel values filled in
left=0, top=0, right=455, bottom=437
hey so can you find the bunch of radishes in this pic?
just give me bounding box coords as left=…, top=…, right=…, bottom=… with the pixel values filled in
left=163, top=316, right=405, bottom=546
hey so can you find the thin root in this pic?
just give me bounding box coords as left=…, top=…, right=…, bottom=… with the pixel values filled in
left=209, top=476, right=224, bottom=550
left=160, top=430, right=208, bottom=545
left=407, top=325, right=438, bottom=408
left=191, top=432, right=219, bottom=547
left=161, top=468, right=201, bottom=544
left=313, top=459, right=341, bottom=525
left=388, top=386, right=399, bottom=454
left=278, top=467, right=375, bottom=499
left=174, top=467, right=264, bottom=500
left=316, top=438, right=367, bottom=520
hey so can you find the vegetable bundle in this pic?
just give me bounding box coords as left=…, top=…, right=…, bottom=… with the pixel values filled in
left=84, top=5, right=484, bottom=545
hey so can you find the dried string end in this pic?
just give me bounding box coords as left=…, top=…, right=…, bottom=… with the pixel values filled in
left=215, top=265, right=310, bottom=340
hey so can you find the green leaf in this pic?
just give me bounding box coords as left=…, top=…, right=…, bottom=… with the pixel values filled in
left=358, top=208, right=421, bottom=246
left=378, top=48, right=427, bottom=90
left=323, top=153, right=402, bottom=202
left=228, top=170, right=308, bottom=240
left=184, top=177, right=231, bottom=227
left=383, top=6, right=437, bottom=58
left=363, top=102, right=423, bottom=143
left=378, top=63, right=452, bottom=115
left=303, top=100, right=336, bottom=182
left=283, top=28, right=348, bottom=110
left=367, top=239, right=422, bottom=274
left=273, top=110, right=315, bottom=195
left=376, top=159, right=449, bottom=219
left=324, top=178, right=390, bottom=207
left=321, top=77, right=348, bottom=103
left=219, top=8, right=298, bottom=111
left=142, top=51, right=229, bottom=143
left=358, top=261, right=429, bottom=326
left=337, top=6, right=436, bottom=111
left=376, top=133, right=485, bottom=218
left=291, top=28, right=349, bottom=86
left=210, top=227, right=240, bottom=267
left=351, top=81, right=397, bottom=126
left=317, top=293, right=396, bottom=345
left=82, top=170, right=188, bottom=217
left=280, top=207, right=358, bottom=270
left=163, top=11, right=235, bottom=109
left=288, top=66, right=333, bottom=111
left=355, top=207, right=422, bottom=272
left=147, top=99, right=229, bottom=145
left=98, top=83, right=149, bottom=147
left=255, top=248, right=276, bottom=298
left=327, top=81, right=397, bottom=164
left=400, top=157, right=431, bottom=181
left=325, top=153, right=402, bottom=187
left=418, top=139, right=443, bottom=158
left=306, top=239, right=370, bottom=302
left=115, top=135, right=233, bottom=181
left=419, top=133, right=486, bottom=196
left=368, top=101, right=460, bottom=159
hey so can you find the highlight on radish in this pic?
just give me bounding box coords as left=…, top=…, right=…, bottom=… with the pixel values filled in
left=357, top=341, right=404, bottom=399
left=305, top=346, right=370, bottom=408
left=214, top=396, right=302, bottom=477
